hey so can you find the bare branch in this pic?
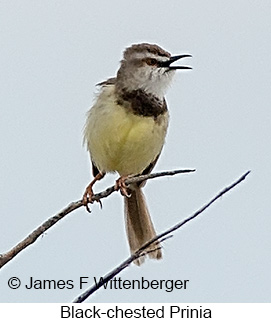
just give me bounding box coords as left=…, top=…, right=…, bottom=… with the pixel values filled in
left=0, top=201, right=82, bottom=268
left=72, top=170, right=251, bottom=303
left=0, top=168, right=194, bottom=268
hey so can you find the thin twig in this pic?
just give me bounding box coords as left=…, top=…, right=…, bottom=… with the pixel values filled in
left=72, top=170, right=250, bottom=303
left=92, top=168, right=195, bottom=202
left=0, top=168, right=194, bottom=268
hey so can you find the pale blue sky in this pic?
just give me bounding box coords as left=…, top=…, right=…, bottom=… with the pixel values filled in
left=0, top=0, right=270, bottom=302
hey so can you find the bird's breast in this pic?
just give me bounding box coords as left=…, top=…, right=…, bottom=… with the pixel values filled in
left=84, top=86, right=169, bottom=176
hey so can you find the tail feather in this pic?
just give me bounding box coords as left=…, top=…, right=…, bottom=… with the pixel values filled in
left=124, top=187, right=162, bottom=266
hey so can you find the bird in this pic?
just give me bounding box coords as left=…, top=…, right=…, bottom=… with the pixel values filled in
left=83, top=43, right=191, bottom=265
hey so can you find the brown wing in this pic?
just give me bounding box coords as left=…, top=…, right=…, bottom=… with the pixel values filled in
left=92, top=161, right=100, bottom=177
left=136, top=153, right=161, bottom=188
left=92, top=154, right=160, bottom=183
left=96, top=77, right=116, bottom=87
left=90, top=78, right=117, bottom=177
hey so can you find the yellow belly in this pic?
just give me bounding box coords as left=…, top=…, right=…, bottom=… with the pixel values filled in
left=84, top=86, right=169, bottom=176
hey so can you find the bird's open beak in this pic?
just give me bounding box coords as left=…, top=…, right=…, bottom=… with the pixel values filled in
left=161, top=54, right=192, bottom=70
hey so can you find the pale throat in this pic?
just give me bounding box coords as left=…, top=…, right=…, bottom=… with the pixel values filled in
left=140, top=73, right=174, bottom=100
left=120, top=71, right=175, bottom=102
left=116, top=53, right=175, bottom=101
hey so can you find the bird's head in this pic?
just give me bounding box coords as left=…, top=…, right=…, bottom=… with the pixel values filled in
left=116, top=43, right=191, bottom=99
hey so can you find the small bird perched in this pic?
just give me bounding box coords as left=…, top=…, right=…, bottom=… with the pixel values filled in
left=83, top=43, right=191, bottom=265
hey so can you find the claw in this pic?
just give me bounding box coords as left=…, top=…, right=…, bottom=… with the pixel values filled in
left=85, top=204, right=91, bottom=213
left=115, top=176, right=131, bottom=198
left=82, top=172, right=105, bottom=212
left=82, top=184, right=94, bottom=213
left=97, top=199, right=103, bottom=209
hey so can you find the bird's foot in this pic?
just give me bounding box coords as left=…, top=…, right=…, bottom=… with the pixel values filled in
left=115, top=176, right=132, bottom=198
left=82, top=184, right=95, bottom=213
left=82, top=172, right=104, bottom=212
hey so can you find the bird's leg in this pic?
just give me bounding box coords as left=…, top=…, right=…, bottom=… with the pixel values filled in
left=83, top=172, right=105, bottom=212
left=115, top=175, right=132, bottom=198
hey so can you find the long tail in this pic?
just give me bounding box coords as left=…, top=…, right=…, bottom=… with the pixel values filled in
left=124, top=187, right=162, bottom=266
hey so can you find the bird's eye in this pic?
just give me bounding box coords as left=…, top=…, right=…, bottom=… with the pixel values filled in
left=145, top=58, right=157, bottom=66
